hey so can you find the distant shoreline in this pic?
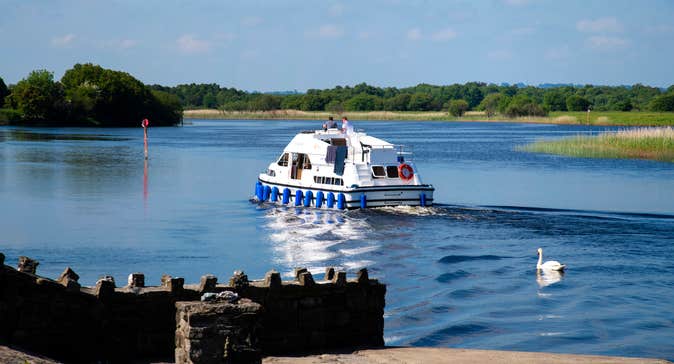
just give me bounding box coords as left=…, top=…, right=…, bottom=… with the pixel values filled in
left=183, top=109, right=674, bottom=127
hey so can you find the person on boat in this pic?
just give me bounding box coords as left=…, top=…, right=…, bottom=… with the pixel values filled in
left=323, top=116, right=337, bottom=130
left=341, top=117, right=354, bottom=135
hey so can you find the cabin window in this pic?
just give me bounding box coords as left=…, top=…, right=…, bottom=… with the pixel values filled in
left=372, top=166, right=386, bottom=178
left=313, top=176, right=343, bottom=186
left=386, top=165, right=399, bottom=178
left=277, top=153, right=289, bottom=167
left=267, top=169, right=276, bottom=177
left=302, top=155, right=312, bottom=169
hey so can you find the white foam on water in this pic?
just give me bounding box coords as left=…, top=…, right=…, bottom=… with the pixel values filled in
left=339, top=245, right=379, bottom=256
left=263, top=207, right=378, bottom=270
left=539, top=332, right=566, bottom=336
left=343, top=259, right=375, bottom=270
left=375, top=205, right=448, bottom=216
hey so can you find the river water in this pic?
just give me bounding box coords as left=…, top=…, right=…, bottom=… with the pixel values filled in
left=1, top=120, right=673, bottom=359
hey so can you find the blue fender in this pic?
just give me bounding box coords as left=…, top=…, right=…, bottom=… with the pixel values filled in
left=295, top=190, right=303, bottom=206
left=360, top=194, right=367, bottom=209
left=326, top=192, right=335, bottom=208
left=263, top=185, right=271, bottom=201
left=303, top=190, right=313, bottom=207
left=255, top=182, right=263, bottom=201
left=315, top=191, right=324, bottom=208
left=282, top=188, right=291, bottom=204
left=271, top=186, right=279, bottom=202
left=337, top=193, right=346, bottom=210
left=420, top=192, right=426, bottom=207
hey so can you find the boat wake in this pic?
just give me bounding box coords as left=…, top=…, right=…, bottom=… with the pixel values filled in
left=263, top=206, right=376, bottom=276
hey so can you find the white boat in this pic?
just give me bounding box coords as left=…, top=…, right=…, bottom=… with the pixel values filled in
left=255, top=127, right=434, bottom=209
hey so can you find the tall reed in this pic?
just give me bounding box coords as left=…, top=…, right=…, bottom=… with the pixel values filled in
left=521, top=127, right=674, bottom=163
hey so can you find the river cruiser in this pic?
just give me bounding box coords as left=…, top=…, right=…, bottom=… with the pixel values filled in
left=255, top=126, right=434, bottom=209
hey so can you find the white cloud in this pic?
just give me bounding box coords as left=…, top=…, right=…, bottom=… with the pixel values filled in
left=407, top=28, right=422, bottom=41
left=176, top=35, right=211, bottom=54
left=576, top=17, right=623, bottom=33
left=51, top=34, right=75, bottom=47
left=585, top=35, right=629, bottom=50
left=431, top=28, right=457, bottom=41
left=241, top=16, right=263, bottom=27
left=544, top=45, right=570, bottom=60
left=487, top=50, right=513, bottom=60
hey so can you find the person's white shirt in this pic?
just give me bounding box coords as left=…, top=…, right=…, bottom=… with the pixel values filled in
left=342, top=119, right=354, bottom=135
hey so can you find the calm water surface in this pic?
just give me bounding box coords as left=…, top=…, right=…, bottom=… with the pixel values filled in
left=1, top=120, right=673, bottom=359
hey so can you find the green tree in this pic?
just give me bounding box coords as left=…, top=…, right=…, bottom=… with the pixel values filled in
left=344, top=93, right=381, bottom=111
left=649, top=93, right=674, bottom=112
left=0, top=76, right=9, bottom=106
left=504, top=95, right=547, bottom=117
left=566, top=95, right=591, bottom=111
left=407, top=93, right=433, bottom=111
left=61, top=63, right=181, bottom=125
left=10, top=70, right=65, bottom=121
left=384, top=93, right=411, bottom=111
left=324, top=99, right=344, bottom=114
left=543, top=91, right=567, bottom=111
left=250, top=94, right=281, bottom=111
left=478, top=93, right=502, bottom=118
left=448, top=99, right=469, bottom=117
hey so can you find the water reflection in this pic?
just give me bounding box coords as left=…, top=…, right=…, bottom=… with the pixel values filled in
left=0, top=129, right=129, bottom=142
left=536, top=269, right=564, bottom=288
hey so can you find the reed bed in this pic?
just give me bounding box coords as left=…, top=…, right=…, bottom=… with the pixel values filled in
left=521, top=127, right=674, bottom=163
left=183, top=109, right=674, bottom=126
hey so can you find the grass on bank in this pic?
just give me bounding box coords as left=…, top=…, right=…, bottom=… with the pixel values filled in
left=183, top=109, right=674, bottom=126
left=520, top=127, right=674, bottom=163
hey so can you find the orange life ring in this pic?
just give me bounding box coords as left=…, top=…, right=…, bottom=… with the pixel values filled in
left=398, top=163, right=414, bottom=181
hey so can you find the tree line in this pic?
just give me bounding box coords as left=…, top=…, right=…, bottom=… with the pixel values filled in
left=149, top=81, right=674, bottom=117
left=3, top=65, right=674, bottom=126
left=0, top=64, right=182, bottom=126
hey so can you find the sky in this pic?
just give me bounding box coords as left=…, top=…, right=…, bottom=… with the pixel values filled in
left=1, top=0, right=674, bottom=91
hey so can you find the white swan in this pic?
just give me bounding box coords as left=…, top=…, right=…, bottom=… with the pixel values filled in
left=537, top=248, right=566, bottom=271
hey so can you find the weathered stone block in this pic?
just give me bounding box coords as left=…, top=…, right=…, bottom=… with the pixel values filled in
left=175, top=299, right=263, bottom=364
left=356, top=268, right=369, bottom=285
left=263, top=270, right=281, bottom=289
left=58, top=267, right=80, bottom=283
left=293, top=267, right=308, bottom=280
left=94, top=276, right=116, bottom=299
left=199, top=274, right=217, bottom=293
left=324, top=267, right=335, bottom=281
left=229, top=270, right=249, bottom=288
left=298, top=272, right=315, bottom=287
left=17, top=256, right=39, bottom=274
left=128, top=273, right=145, bottom=287
left=332, top=271, right=347, bottom=286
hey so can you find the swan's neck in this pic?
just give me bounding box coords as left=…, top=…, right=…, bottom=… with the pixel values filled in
left=537, top=252, right=543, bottom=269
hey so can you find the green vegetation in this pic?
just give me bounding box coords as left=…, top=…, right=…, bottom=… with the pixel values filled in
left=447, top=99, right=469, bottom=117
left=151, top=82, right=674, bottom=118
left=184, top=109, right=674, bottom=126
left=1, top=64, right=182, bottom=126
left=520, top=127, right=674, bottom=163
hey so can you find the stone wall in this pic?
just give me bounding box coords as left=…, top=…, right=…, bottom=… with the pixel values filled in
left=0, top=253, right=385, bottom=363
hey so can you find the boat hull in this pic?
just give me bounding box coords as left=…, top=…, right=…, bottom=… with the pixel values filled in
left=256, top=178, right=434, bottom=209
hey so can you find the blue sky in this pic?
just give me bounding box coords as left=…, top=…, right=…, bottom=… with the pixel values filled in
left=2, top=0, right=674, bottom=90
